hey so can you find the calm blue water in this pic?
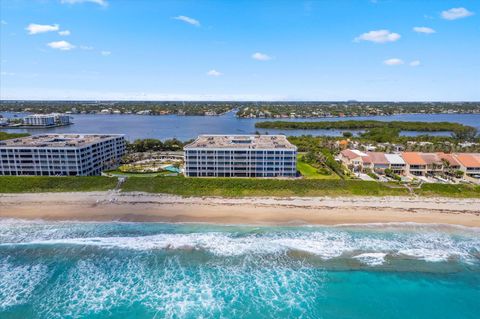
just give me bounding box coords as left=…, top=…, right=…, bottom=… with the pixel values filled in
left=1, top=221, right=479, bottom=319
left=2, top=112, right=479, bottom=141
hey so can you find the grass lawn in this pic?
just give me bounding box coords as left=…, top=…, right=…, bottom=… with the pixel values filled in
left=0, top=176, right=118, bottom=193
left=297, top=154, right=340, bottom=180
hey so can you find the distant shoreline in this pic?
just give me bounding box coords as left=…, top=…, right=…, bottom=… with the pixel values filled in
left=2, top=111, right=480, bottom=118
left=1, top=192, right=479, bottom=227
left=1, top=123, right=73, bottom=129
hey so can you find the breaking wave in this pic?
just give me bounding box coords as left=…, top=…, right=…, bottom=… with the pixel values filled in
left=1, top=220, right=479, bottom=265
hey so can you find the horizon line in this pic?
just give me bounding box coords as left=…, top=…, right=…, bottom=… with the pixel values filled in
left=1, top=99, right=479, bottom=103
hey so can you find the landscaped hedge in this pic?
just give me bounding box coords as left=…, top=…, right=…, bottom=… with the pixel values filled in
left=0, top=176, right=118, bottom=193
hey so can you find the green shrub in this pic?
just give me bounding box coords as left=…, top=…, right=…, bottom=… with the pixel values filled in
left=317, top=168, right=331, bottom=175
left=0, top=132, right=30, bottom=141
left=122, top=177, right=409, bottom=197
left=0, top=176, right=117, bottom=193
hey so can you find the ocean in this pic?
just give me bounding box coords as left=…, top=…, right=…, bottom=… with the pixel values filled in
left=0, top=220, right=479, bottom=319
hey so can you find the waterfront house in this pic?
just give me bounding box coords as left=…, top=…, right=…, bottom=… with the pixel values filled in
left=437, top=153, right=461, bottom=172
left=384, top=153, right=406, bottom=175
left=454, top=153, right=480, bottom=182
left=365, top=152, right=390, bottom=172
left=401, top=152, right=428, bottom=176
left=419, top=153, right=444, bottom=175
left=338, top=149, right=369, bottom=171
left=339, top=149, right=480, bottom=181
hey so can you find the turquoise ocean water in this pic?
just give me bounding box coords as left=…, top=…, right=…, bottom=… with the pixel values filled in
left=0, top=220, right=479, bottom=319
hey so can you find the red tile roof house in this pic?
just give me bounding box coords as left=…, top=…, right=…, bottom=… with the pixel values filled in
left=365, top=152, right=390, bottom=173
left=438, top=153, right=461, bottom=170
left=339, top=149, right=369, bottom=172
left=453, top=153, right=480, bottom=183
left=339, top=150, right=394, bottom=173
left=419, top=153, right=444, bottom=176
left=437, top=153, right=462, bottom=177
left=401, top=152, right=428, bottom=176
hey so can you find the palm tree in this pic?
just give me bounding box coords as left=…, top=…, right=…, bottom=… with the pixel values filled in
left=441, top=159, right=451, bottom=177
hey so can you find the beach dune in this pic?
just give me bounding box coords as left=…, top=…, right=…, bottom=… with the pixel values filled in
left=1, top=192, right=479, bottom=227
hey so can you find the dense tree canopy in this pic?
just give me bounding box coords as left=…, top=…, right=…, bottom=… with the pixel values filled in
left=126, top=138, right=192, bottom=152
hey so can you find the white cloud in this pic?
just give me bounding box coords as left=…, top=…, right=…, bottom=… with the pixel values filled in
left=1, top=20, right=7, bottom=25
left=58, top=30, right=71, bottom=36
left=80, top=45, right=94, bottom=50
left=1, top=71, right=16, bottom=76
left=47, top=40, right=75, bottom=51
left=173, top=15, right=200, bottom=27
left=441, top=7, right=474, bottom=20
left=207, top=69, right=222, bottom=77
left=383, top=58, right=404, bottom=66
left=355, top=29, right=401, bottom=43
left=252, top=52, right=272, bottom=61
left=413, top=27, right=435, bottom=34
left=100, top=51, right=111, bottom=56
left=410, top=60, right=421, bottom=67
left=60, top=0, right=108, bottom=6
left=26, top=23, right=59, bottom=35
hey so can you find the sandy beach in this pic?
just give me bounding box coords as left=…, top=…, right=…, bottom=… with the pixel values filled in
left=1, top=191, right=479, bottom=227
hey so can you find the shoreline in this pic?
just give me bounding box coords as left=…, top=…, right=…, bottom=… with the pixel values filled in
left=1, top=192, right=480, bottom=227
left=1, top=123, right=73, bottom=129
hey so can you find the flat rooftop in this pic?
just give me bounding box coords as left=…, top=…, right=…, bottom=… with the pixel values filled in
left=185, top=135, right=296, bottom=150
left=0, top=134, right=124, bottom=148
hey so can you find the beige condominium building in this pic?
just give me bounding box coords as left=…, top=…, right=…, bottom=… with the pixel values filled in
left=0, top=134, right=125, bottom=176
left=184, top=135, right=297, bottom=177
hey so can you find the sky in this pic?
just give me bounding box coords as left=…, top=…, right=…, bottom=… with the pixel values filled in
left=0, top=0, right=479, bottom=101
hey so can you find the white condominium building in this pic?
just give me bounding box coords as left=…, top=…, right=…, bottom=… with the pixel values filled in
left=23, top=114, right=56, bottom=126
left=23, top=113, right=71, bottom=126
left=0, top=134, right=125, bottom=176
left=184, top=135, right=297, bottom=177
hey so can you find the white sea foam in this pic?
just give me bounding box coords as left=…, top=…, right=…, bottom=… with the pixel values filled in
left=36, top=255, right=323, bottom=318
left=271, top=232, right=351, bottom=258
left=0, top=260, right=48, bottom=310
left=1, top=228, right=479, bottom=265
left=9, top=233, right=284, bottom=256
left=353, top=253, right=387, bottom=266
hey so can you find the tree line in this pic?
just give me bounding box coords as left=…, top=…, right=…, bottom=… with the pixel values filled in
left=126, top=138, right=193, bottom=152
left=256, top=120, right=478, bottom=140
